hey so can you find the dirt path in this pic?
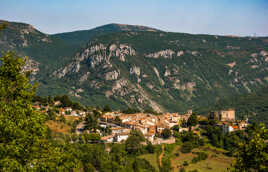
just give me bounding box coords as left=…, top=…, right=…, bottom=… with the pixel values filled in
left=159, top=144, right=165, bottom=167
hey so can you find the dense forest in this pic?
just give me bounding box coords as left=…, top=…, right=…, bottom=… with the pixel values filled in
left=197, top=86, right=268, bottom=126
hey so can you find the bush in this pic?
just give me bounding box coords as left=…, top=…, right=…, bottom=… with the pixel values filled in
left=192, top=152, right=208, bottom=163
left=189, top=170, right=199, bottom=172
left=132, top=158, right=156, bottom=172
left=146, top=142, right=154, bottom=153
left=58, top=114, right=66, bottom=123
left=47, top=109, right=57, bottom=121
left=103, top=105, right=112, bottom=112
left=175, top=152, right=180, bottom=157
left=181, top=142, right=194, bottom=153
left=183, top=161, right=189, bottom=166
left=179, top=168, right=186, bottom=172
left=122, top=108, right=140, bottom=114
left=171, top=125, right=180, bottom=132
left=162, top=128, right=172, bottom=139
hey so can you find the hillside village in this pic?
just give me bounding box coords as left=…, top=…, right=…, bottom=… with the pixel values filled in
left=1, top=17, right=268, bottom=171
left=33, top=98, right=249, bottom=145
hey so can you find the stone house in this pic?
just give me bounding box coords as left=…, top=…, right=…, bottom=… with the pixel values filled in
left=210, top=109, right=235, bottom=121
left=220, top=109, right=235, bottom=121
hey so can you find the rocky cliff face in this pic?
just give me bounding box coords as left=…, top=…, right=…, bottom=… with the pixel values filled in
left=53, top=42, right=164, bottom=112
left=0, top=20, right=51, bottom=51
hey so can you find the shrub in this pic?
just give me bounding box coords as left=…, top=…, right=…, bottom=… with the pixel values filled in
left=179, top=168, right=186, bottom=172
left=192, top=152, right=208, bottom=163
left=162, top=128, right=172, bottom=139
left=183, top=161, right=189, bottom=166
left=181, top=141, right=194, bottom=153
left=175, top=152, right=180, bottom=157
left=189, top=170, right=199, bottom=172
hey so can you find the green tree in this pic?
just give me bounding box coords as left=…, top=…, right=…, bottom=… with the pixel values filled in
left=162, top=128, right=172, bottom=139
left=181, top=141, right=194, bottom=153
left=0, top=52, right=80, bottom=171
left=0, top=52, right=46, bottom=170
left=231, top=123, right=268, bottom=172
left=58, top=114, right=66, bottom=123
left=0, top=53, right=54, bottom=170
left=132, top=158, right=156, bottom=172
left=84, top=113, right=99, bottom=132
left=80, top=133, right=101, bottom=143
left=125, top=130, right=145, bottom=155
left=146, top=141, right=154, bottom=153
left=114, top=116, right=122, bottom=125
left=47, top=109, right=57, bottom=121
left=0, top=22, right=6, bottom=31
left=103, top=105, right=112, bottom=112
left=171, top=125, right=180, bottom=132
left=187, top=113, right=198, bottom=129
left=110, top=144, right=127, bottom=166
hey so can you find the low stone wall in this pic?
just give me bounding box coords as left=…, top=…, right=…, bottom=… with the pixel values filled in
left=152, top=137, right=176, bottom=145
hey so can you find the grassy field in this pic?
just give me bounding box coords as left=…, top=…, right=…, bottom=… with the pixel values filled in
left=139, top=153, right=160, bottom=171
left=140, top=144, right=233, bottom=172
left=46, top=120, right=71, bottom=134
left=46, top=115, right=79, bottom=134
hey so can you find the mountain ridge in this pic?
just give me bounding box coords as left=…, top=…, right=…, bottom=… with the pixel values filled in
left=1, top=20, right=268, bottom=115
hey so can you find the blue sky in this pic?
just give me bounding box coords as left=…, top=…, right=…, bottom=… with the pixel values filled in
left=1, top=0, right=268, bottom=36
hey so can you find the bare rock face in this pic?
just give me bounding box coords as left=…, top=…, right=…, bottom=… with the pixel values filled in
left=264, top=57, right=268, bottom=62
left=105, top=70, right=120, bottom=80
left=21, top=58, right=40, bottom=81
left=146, top=83, right=154, bottom=89
left=251, top=65, right=258, bottom=69
left=251, top=53, right=258, bottom=58
left=174, top=81, right=196, bottom=94
left=22, top=40, right=28, bottom=47
left=164, top=68, right=171, bottom=77
left=135, top=84, right=164, bottom=113
left=41, top=37, right=51, bottom=43
left=90, top=53, right=109, bottom=68
left=130, top=66, right=141, bottom=76
left=191, top=51, right=199, bottom=56
left=109, top=44, right=136, bottom=62
left=112, top=78, right=129, bottom=95
left=226, top=45, right=240, bottom=50
left=227, top=62, right=236, bottom=68
left=53, top=61, right=81, bottom=78
left=260, top=50, right=268, bottom=57
left=20, top=25, right=36, bottom=35
left=153, top=67, right=165, bottom=86
left=145, top=49, right=175, bottom=59
left=22, top=59, right=40, bottom=75
left=177, top=51, right=184, bottom=57
left=79, top=72, right=90, bottom=83
left=53, top=43, right=136, bottom=78
left=53, top=44, right=107, bottom=78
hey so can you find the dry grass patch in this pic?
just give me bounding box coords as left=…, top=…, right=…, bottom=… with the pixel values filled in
left=46, top=120, right=71, bottom=134
left=171, top=145, right=233, bottom=172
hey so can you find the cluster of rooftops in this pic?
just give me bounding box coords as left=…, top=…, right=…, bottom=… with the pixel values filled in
left=32, top=101, right=248, bottom=144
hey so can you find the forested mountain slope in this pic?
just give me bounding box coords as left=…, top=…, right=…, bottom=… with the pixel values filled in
left=1, top=20, right=268, bottom=113
left=198, top=86, right=268, bottom=125
left=53, top=31, right=268, bottom=112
